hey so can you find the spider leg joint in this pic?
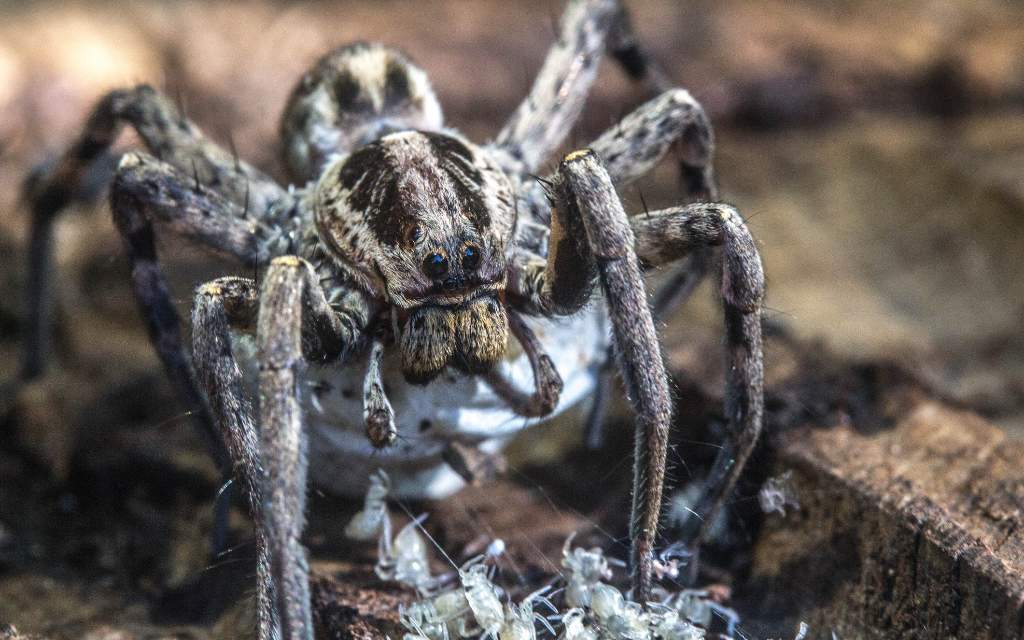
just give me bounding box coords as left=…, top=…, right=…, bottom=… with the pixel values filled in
left=197, top=282, right=223, bottom=297
left=563, top=148, right=594, bottom=163
left=271, top=255, right=303, bottom=268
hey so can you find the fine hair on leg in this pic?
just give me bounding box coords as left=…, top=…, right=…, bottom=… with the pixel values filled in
left=19, top=84, right=287, bottom=380
left=258, top=256, right=365, bottom=638
left=494, top=0, right=620, bottom=172
left=557, top=150, right=672, bottom=604
left=109, top=152, right=274, bottom=470
left=193, top=258, right=367, bottom=639
left=483, top=310, right=564, bottom=417
left=192, top=276, right=276, bottom=638
left=631, top=202, right=765, bottom=550
left=581, top=85, right=719, bottom=448
left=512, top=149, right=765, bottom=601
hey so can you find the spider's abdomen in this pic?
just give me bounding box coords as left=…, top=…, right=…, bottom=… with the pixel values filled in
left=250, top=308, right=609, bottom=499
left=280, top=42, right=443, bottom=184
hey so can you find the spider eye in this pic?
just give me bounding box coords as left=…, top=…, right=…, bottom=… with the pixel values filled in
left=462, top=244, right=481, bottom=272
left=422, top=252, right=449, bottom=280
left=406, top=225, right=423, bottom=244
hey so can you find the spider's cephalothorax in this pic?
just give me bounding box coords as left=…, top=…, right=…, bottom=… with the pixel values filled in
left=21, top=1, right=765, bottom=637
left=313, top=130, right=516, bottom=383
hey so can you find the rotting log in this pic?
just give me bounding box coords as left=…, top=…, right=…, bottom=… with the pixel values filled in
left=310, top=562, right=413, bottom=640
left=750, top=401, right=1024, bottom=639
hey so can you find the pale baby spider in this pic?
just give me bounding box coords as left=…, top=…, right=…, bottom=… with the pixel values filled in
left=19, top=0, right=764, bottom=637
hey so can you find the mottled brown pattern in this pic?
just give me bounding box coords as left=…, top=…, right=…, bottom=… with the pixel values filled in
left=13, top=0, right=765, bottom=635
left=280, top=43, right=443, bottom=183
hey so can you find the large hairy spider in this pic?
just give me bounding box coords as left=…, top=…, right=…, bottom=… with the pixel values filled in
left=20, top=1, right=763, bottom=637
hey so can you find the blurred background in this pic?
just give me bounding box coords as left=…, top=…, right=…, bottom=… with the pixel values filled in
left=0, top=1, right=1022, bottom=638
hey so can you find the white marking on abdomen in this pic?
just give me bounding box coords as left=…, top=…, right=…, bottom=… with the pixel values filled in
left=299, top=307, right=607, bottom=498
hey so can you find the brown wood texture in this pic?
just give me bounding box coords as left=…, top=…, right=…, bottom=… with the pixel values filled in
left=751, top=401, right=1024, bottom=639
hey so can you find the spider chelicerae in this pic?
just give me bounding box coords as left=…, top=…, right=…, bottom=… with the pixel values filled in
left=19, top=0, right=764, bottom=637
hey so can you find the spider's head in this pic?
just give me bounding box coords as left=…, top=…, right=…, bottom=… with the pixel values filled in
left=314, top=130, right=516, bottom=383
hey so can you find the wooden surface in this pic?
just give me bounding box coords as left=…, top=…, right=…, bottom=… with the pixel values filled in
left=750, top=400, right=1024, bottom=639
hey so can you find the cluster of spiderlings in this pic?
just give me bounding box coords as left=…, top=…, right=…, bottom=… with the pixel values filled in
left=392, top=535, right=735, bottom=640
left=400, top=556, right=557, bottom=640
left=353, top=479, right=813, bottom=640
left=566, top=581, right=706, bottom=640
left=556, top=540, right=751, bottom=640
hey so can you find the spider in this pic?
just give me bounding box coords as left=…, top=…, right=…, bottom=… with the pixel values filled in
left=18, top=1, right=764, bottom=637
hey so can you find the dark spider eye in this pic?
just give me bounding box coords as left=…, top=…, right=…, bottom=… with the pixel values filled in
left=422, top=252, right=449, bottom=280
left=462, top=244, right=481, bottom=272
left=407, top=225, right=423, bottom=244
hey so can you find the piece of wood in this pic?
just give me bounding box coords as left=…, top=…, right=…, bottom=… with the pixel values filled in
left=310, top=562, right=413, bottom=640
left=750, top=400, right=1024, bottom=639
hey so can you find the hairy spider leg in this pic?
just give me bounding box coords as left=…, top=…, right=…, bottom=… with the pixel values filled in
left=629, top=201, right=764, bottom=565
left=20, top=84, right=287, bottom=380
left=581, top=88, right=720, bottom=447
left=18, top=86, right=293, bottom=524
left=509, top=149, right=763, bottom=602
left=590, top=89, right=717, bottom=199
left=259, top=256, right=369, bottom=639
left=551, top=150, right=672, bottom=604
left=494, top=0, right=617, bottom=173
left=191, top=276, right=277, bottom=637
left=106, top=151, right=277, bottom=467
left=193, top=257, right=368, bottom=640
left=493, top=0, right=680, bottom=175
